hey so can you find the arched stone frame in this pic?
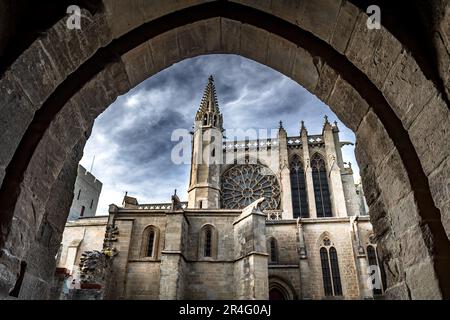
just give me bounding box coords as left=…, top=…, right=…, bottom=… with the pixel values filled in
left=140, top=225, right=161, bottom=260
left=198, top=224, right=218, bottom=260
left=267, top=236, right=279, bottom=264
left=0, top=1, right=448, bottom=299
left=268, top=276, right=297, bottom=300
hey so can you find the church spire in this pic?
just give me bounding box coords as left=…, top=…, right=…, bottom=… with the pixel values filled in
left=195, top=75, right=223, bottom=129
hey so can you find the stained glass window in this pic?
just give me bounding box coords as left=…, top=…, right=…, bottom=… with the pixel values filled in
left=329, top=247, right=342, bottom=296
left=221, top=164, right=281, bottom=210
left=204, top=228, right=212, bottom=257
left=290, top=155, right=309, bottom=218
left=270, top=238, right=278, bottom=263
left=320, top=247, right=333, bottom=296
left=311, top=154, right=332, bottom=217
left=147, top=230, right=155, bottom=257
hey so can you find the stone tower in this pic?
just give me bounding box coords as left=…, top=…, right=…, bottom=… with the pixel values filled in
left=188, top=76, right=223, bottom=209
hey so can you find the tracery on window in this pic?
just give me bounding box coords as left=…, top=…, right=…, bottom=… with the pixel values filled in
left=221, top=163, right=281, bottom=210
left=289, top=154, right=309, bottom=218
left=320, top=236, right=342, bottom=297
left=311, top=153, right=332, bottom=217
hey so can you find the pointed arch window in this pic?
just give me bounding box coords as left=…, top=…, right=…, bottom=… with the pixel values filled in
left=147, top=230, right=155, bottom=257
left=367, top=244, right=386, bottom=296
left=141, top=226, right=160, bottom=259
left=311, top=154, right=332, bottom=217
left=320, top=238, right=342, bottom=297
left=199, top=225, right=218, bottom=259
left=204, top=228, right=212, bottom=257
left=289, top=155, right=309, bottom=218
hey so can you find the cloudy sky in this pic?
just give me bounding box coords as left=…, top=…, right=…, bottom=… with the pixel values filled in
left=79, top=54, right=359, bottom=215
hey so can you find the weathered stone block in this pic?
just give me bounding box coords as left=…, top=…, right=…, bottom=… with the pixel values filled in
left=205, top=18, right=221, bottom=53
left=389, top=192, right=421, bottom=240
left=0, top=249, right=20, bottom=298
left=328, top=77, right=369, bottom=132
left=384, top=281, right=410, bottom=300
left=399, top=224, right=433, bottom=269
left=72, top=61, right=131, bottom=124
left=292, top=48, right=319, bottom=93
left=409, top=94, right=450, bottom=176
left=122, top=42, right=155, bottom=88
left=356, top=110, right=395, bottom=167
left=177, top=21, right=208, bottom=59
left=330, top=2, right=360, bottom=54
left=220, top=18, right=241, bottom=53
left=345, top=15, right=402, bottom=89
left=382, top=51, right=438, bottom=130
left=103, top=0, right=145, bottom=38
left=39, top=10, right=112, bottom=76
left=149, top=30, right=181, bottom=72
left=314, top=61, right=338, bottom=103
left=405, top=257, right=442, bottom=299
left=0, top=72, right=35, bottom=175
left=297, top=0, right=342, bottom=43
left=267, top=35, right=296, bottom=77
left=239, top=24, right=268, bottom=65
left=377, top=149, right=412, bottom=210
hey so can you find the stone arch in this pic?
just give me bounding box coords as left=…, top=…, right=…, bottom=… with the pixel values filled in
left=269, top=276, right=296, bottom=300
left=288, top=152, right=304, bottom=164
left=0, top=1, right=448, bottom=299
left=317, top=231, right=335, bottom=248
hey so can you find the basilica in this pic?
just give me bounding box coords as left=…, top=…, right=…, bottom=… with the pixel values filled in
left=55, top=76, right=384, bottom=300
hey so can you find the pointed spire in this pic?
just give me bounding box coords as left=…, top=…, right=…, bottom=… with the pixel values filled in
left=323, top=115, right=332, bottom=131
left=279, top=120, right=283, bottom=129
left=332, top=120, right=339, bottom=132
left=300, top=120, right=308, bottom=137
left=199, top=75, right=220, bottom=113
left=195, top=75, right=223, bottom=129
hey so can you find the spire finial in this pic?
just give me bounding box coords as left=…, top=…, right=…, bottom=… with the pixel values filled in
left=195, top=75, right=223, bottom=129
left=324, top=115, right=329, bottom=124
left=279, top=120, right=283, bottom=129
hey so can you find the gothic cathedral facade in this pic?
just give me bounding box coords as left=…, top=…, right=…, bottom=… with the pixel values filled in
left=56, top=77, right=384, bottom=300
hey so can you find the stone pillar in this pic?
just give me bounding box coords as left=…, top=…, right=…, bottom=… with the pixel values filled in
left=278, top=123, right=293, bottom=219
left=297, top=220, right=311, bottom=299
left=105, top=205, right=133, bottom=299
left=233, top=198, right=269, bottom=300
left=350, top=217, right=371, bottom=298
left=301, top=123, right=317, bottom=218
left=159, top=211, right=189, bottom=299
left=322, top=118, right=347, bottom=217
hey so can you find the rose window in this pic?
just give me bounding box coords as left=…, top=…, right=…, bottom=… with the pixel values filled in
left=221, top=164, right=281, bottom=210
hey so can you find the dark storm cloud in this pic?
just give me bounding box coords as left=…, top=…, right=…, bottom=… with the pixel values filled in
left=80, top=54, right=358, bottom=214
